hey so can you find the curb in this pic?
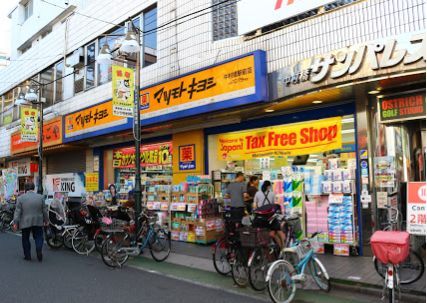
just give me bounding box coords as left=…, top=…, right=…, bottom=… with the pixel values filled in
left=331, top=279, right=426, bottom=303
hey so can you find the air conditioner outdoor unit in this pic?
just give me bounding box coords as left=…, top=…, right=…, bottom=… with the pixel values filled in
left=68, top=47, right=84, bottom=67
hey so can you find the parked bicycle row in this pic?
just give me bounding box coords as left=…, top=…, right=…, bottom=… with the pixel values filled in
left=1, top=197, right=171, bottom=268
left=211, top=204, right=330, bottom=303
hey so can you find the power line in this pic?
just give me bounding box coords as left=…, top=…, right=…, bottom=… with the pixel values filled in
left=1, top=0, right=239, bottom=92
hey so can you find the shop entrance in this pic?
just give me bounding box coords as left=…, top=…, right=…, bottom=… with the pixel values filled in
left=373, top=89, right=426, bottom=255
left=206, top=103, right=363, bottom=256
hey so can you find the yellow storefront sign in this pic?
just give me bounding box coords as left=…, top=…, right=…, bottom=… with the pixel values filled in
left=85, top=172, right=99, bottom=192
left=65, top=100, right=126, bottom=138
left=140, top=55, right=256, bottom=118
left=217, top=117, right=342, bottom=160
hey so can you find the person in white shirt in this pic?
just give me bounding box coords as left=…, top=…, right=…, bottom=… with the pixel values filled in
left=253, top=180, right=285, bottom=248
left=253, top=180, right=275, bottom=209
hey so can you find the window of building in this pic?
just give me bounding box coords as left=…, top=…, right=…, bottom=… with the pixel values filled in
left=212, top=0, right=237, bottom=41
left=3, top=90, right=13, bottom=125
left=85, top=41, right=96, bottom=90
left=23, top=0, right=33, bottom=22
left=40, top=66, right=55, bottom=107
left=55, top=60, right=63, bottom=103
left=74, top=67, right=84, bottom=94
left=143, top=6, right=157, bottom=66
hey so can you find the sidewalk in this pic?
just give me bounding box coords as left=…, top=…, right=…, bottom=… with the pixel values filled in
left=148, top=241, right=426, bottom=296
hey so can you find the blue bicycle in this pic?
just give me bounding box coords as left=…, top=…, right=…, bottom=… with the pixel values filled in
left=101, top=208, right=171, bottom=268
left=266, top=235, right=330, bottom=303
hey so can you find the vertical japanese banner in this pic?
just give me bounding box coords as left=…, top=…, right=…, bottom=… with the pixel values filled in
left=20, top=107, right=39, bottom=142
left=112, top=65, right=134, bottom=117
left=85, top=172, right=99, bottom=192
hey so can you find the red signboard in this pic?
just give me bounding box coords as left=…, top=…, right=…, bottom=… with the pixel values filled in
left=407, top=182, right=426, bottom=235
left=113, top=142, right=173, bottom=169
left=11, top=117, right=63, bottom=155
left=379, top=93, right=426, bottom=123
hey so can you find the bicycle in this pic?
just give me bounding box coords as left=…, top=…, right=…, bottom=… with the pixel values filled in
left=45, top=200, right=80, bottom=249
left=373, top=205, right=425, bottom=284
left=371, top=230, right=411, bottom=303
left=101, top=208, right=171, bottom=268
left=0, top=201, right=15, bottom=232
left=212, top=207, right=242, bottom=276
left=266, top=235, right=330, bottom=303
left=248, top=213, right=302, bottom=291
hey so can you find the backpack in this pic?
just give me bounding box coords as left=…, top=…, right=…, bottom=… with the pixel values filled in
left=252, top=192, right=279, bottom=228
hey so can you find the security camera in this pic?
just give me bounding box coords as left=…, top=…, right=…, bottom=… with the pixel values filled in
left=65, top=1, right=69, bottom=5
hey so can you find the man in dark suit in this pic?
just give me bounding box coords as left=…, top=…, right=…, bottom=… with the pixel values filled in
left=13, top=182, right=48, bottom=262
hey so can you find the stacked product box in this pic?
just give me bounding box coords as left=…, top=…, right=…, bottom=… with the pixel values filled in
left=305, top=198, right=329, bottom=235
left=328, top=195, right=354, bottom=244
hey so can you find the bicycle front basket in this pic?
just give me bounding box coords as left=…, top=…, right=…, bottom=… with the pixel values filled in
left=371, top=231, right=410, bottom=265
left=238, top=226, right=270, bottom=248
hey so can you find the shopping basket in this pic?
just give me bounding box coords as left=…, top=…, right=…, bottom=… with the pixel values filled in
left=370, top=231, right=410, bottom=265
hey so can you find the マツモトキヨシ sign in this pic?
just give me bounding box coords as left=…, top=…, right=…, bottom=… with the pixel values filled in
left=407, top=182, right=426, bottom=236
left=217, top=117, right=342, bottom=160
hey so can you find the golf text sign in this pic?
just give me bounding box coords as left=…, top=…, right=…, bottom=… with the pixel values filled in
left=379, top=92, right=426, bottom=123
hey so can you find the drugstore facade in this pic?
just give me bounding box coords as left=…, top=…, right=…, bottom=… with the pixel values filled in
left=42, top=30, right=425, bottom=255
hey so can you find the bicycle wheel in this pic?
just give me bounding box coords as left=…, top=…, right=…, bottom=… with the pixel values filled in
left=63, top=228, right=76, bottom=250
left=94, top=230, right=107, bottom=254
left=308, top=257, right=330, bottom=292
left=149, top=228, right=171, bottom=262
left=248, top=247, right=269, bottom=291
left=0, top=213, right=8, bottom=232
left=374, top=250, right=425, bottom=284
left=231, top=248, right=249, bottom=288
left=72, top=227, right=95, bottom=255
left=101, top=233, right=130, bottom=268
left=212, top=238, right=231, bottom=276
left=267, top=260, right=296, bottom=303
left=45, top=227, right=63, bottom=249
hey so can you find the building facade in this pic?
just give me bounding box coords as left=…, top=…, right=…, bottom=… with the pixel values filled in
left=0, top=0, right=425, bottom=254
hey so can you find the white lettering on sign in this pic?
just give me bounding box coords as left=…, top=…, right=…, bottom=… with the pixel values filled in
left=283, top=33, right=425, bottom=86
left=238, top=0, right=335, bottom=35
left=407, top=182, right=426, bottom=236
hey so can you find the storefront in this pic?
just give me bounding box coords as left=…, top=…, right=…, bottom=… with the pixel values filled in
left=262, top=31, right=426, bottom=255
left=372, top=88, right=426, bottom=251
left=9, top=116, right=64, bottom=193
left=206, top=102, right=360, bottom=255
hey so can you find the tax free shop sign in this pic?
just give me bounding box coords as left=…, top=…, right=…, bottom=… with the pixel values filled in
left=218, top=117, right=342, bottom=160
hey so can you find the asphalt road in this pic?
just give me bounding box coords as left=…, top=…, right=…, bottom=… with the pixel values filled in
left=0, top=233, right=262, bottom=303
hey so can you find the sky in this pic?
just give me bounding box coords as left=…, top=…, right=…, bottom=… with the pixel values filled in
left=0, top=0, right=18, bottom=56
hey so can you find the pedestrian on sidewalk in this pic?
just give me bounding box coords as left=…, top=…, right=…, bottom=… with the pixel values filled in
left=12, top=182, right=48, bottom=262
left=225, top=172, right=249, bottom=223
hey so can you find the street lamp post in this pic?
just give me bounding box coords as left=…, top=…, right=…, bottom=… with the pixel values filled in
left=16, top=83, right=45, bottom=195
left=98, top=19, right=143, bottom=237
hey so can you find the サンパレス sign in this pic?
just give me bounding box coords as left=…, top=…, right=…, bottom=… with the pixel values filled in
left=217, top=117, right=342, bottom=160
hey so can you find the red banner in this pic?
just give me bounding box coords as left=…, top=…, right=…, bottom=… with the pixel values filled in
left=113, top=142, right=173, bottom=169
left=11, top=117, right=63, bottom=155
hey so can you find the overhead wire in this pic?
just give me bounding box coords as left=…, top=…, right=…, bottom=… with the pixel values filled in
left=0, top=0, right=239, bottom=94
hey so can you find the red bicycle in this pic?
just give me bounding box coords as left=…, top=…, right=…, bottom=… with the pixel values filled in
left=371, top=231, right=411, bottom=303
